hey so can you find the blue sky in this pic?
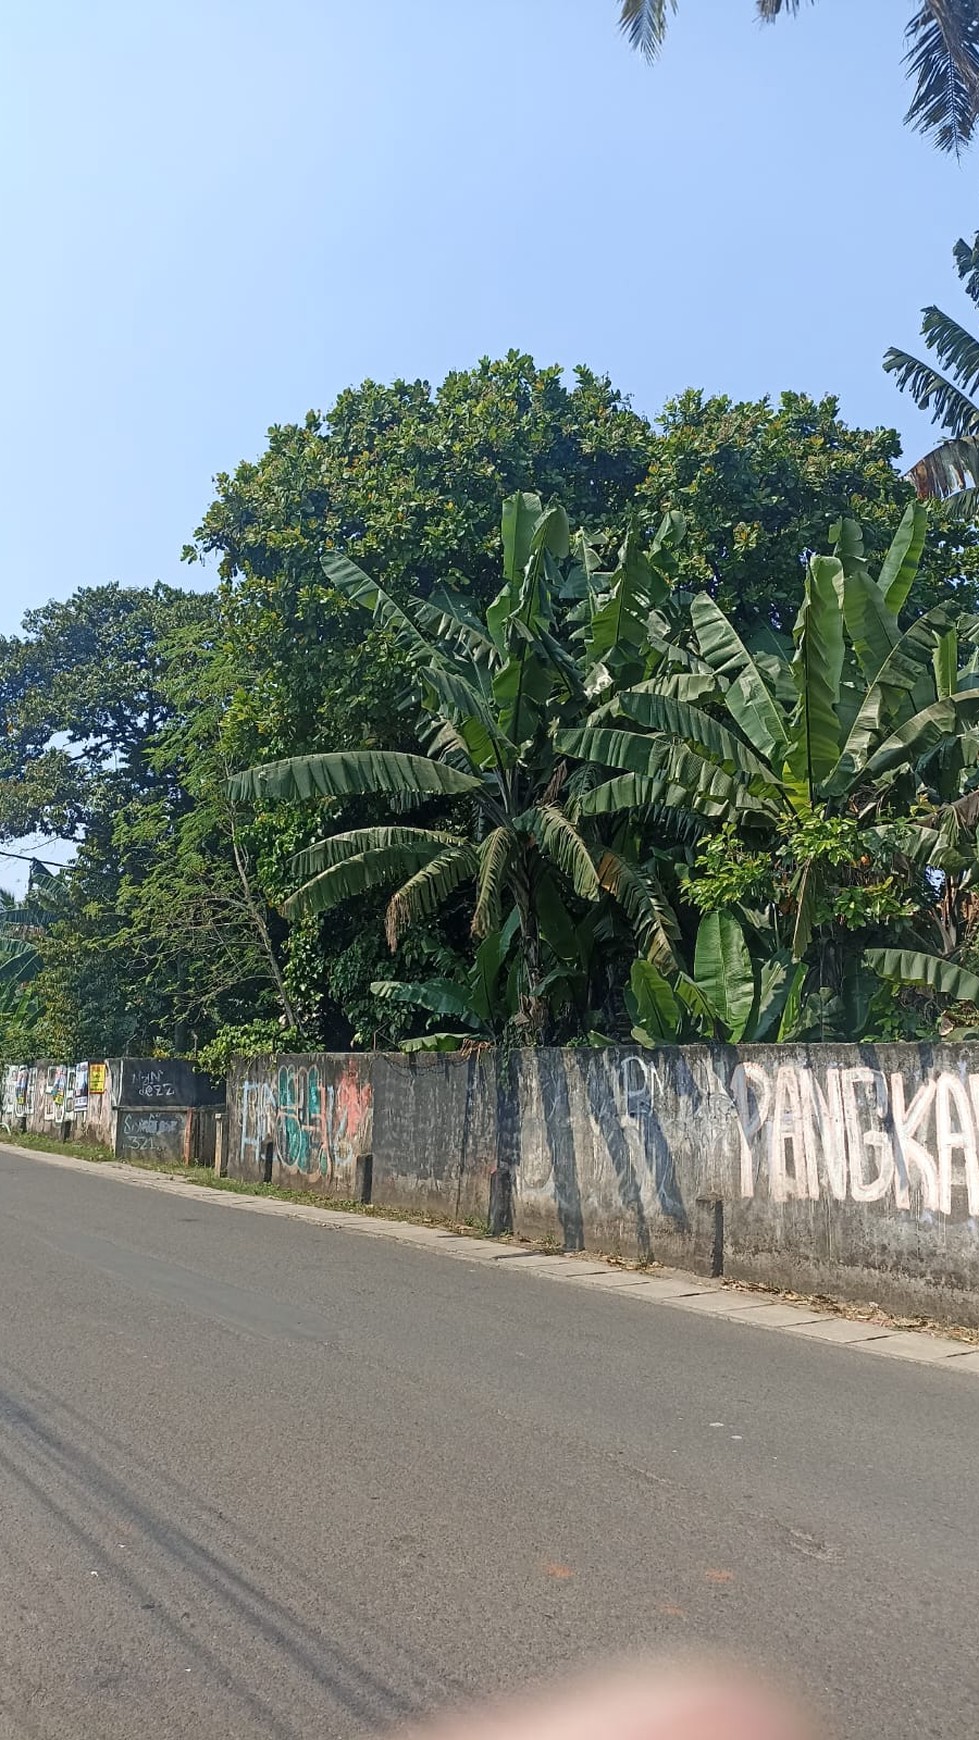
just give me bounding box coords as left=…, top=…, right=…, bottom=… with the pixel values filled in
left=1, top=0, right=977, bottom=644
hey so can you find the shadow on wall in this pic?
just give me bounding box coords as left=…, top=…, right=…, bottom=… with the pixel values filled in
left=516, top=1050, right=698, bottom=1263
left=230, top=1040, right=979, bottom=1326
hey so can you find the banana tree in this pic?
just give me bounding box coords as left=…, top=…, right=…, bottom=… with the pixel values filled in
left=369, top=921, right=519, bottom=1051
left=559, top=503, right=979, bottom=1036
left=231, top=493, right=691, bottom=1043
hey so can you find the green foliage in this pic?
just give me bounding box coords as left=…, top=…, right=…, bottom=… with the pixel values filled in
left=12, top=353, right=979, bottom=1058
left=886, top=233, right=979, bottom=516
left=188, top=355, right=651, bottom=773
left=235, top=493, right=695, bottom=1044
left=692, top=911, right=754, bottom=1042
left=195, top=1020, right=312, bottom=1080
left=0, top=590, right=295, bottom=1058
left=561, top=504, right=979, bottom=1041
left=686, top=824, right=771, bottom=912
left=640, top=391, right=979, bottom=631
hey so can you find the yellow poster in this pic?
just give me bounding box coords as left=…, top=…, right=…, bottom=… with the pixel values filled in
left=89, top=1063, right=107, bottom=1095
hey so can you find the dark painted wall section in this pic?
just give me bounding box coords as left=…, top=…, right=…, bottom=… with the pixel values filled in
left=116, top=1108, right=188, bottom=1163
left=118, top=1059, right=224, bottom=1108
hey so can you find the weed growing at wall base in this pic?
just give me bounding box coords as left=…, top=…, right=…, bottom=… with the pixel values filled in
left=0, top=1130, right=116, bottom=1164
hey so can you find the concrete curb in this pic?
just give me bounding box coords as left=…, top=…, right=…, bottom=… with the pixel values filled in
left=4, top=1140, right=978, bottom=1375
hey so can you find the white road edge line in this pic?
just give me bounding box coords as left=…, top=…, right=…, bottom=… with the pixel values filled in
left=3, top=1140, right=977, bottom=1375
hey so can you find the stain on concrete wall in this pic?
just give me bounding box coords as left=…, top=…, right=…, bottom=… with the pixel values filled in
left=370, top=1049, right=496, bottom=1220
left=512, top=1048, right=713, bottom=1269
left=229, top=1054, right=372, bottom=1198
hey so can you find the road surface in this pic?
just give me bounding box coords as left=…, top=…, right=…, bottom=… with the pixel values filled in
left=0, top=1144, right=975, bottom=1740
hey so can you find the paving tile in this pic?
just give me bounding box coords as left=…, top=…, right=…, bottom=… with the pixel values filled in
left=372, top=1222, right=452, bottom=1243
left=437, top=1238, right=512, bottom=1262
left=543, top=1263, right=622, bottom=1281
left=501, top=1256, right=563, bottom=1273
left=616, top=1276, right=715, bottom=1302
left=711, top=1302, right=829, bottom=1329
left=943, top=1349, right=979, bottom=1374
left=784, top=1318, right=893, bottom=1344
left=667, top=1289, right=784, bottom=1316
left=576, top=1271, right=661, bottom=1291
left=859, top=1331, right=967, bottom=1363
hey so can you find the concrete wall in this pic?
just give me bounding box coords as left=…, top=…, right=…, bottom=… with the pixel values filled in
left=1, top=1058, right=224, bottom=1164
left=13, top=1041, right=979, bottom=1326
left=370, top=1050, right=498, bottom=1220
left=511, top=1043, right=979, bottom=1324
left=229, top=1041, right=979, bottom=1326
left=228, top=1054, right=373, bottom=1198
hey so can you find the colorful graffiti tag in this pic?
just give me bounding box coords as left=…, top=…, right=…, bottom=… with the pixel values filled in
left=238, top=1060, right=372, bottom=1184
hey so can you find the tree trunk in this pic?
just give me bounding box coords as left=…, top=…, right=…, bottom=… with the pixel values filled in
left=511, top=854, right=547, bottom=1046
left=226, top=795, right=300, bottom=1030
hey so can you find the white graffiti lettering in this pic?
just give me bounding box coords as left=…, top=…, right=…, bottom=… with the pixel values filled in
left=730, top=1061, right=771, bottom=1197
left=718, top=1062, right=979, bottom=1218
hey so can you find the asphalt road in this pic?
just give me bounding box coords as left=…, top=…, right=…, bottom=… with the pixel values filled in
left=0, top=1147, right=976, bottom=1740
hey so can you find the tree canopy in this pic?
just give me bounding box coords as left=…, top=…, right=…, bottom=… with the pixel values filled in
left=6, top=354, right=979, bottom=1064
left=234, top=492, right=979, bottom=1051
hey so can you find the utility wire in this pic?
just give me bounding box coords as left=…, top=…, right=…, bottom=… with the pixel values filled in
left=0, top=847, right=68, bottom=870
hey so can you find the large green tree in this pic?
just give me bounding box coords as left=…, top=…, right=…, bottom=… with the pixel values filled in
left=190, top=360, right=971, bottom=753
left=0, top=583, right=210, bottom=842
left=188, top=354, right=654, bottom=765
left=0, top=587, right=292, bottom=1058
left=637, top=389, right=979, bottom=630
left=618, top=1, right=979, bottom=155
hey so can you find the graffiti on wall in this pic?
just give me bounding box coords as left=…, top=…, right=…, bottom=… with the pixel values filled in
left=616, top=1054, right=979, bottom=1218
left=729, top=1059, right=979, bottom=1215
left=239, top=1061, right=371, bottom=1182
left=120, top=1111, right=185, bottom=1157
left=130, top=1067, right=177, bottom=1100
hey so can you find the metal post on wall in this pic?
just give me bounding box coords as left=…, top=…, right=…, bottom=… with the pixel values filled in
left=213, top=1113, right=227, bottom=1178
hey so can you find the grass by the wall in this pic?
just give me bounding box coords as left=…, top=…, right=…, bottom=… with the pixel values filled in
left=0, top=1128, right=494, bottom=1237
left=0, top=1128, right=116, bottom=1165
